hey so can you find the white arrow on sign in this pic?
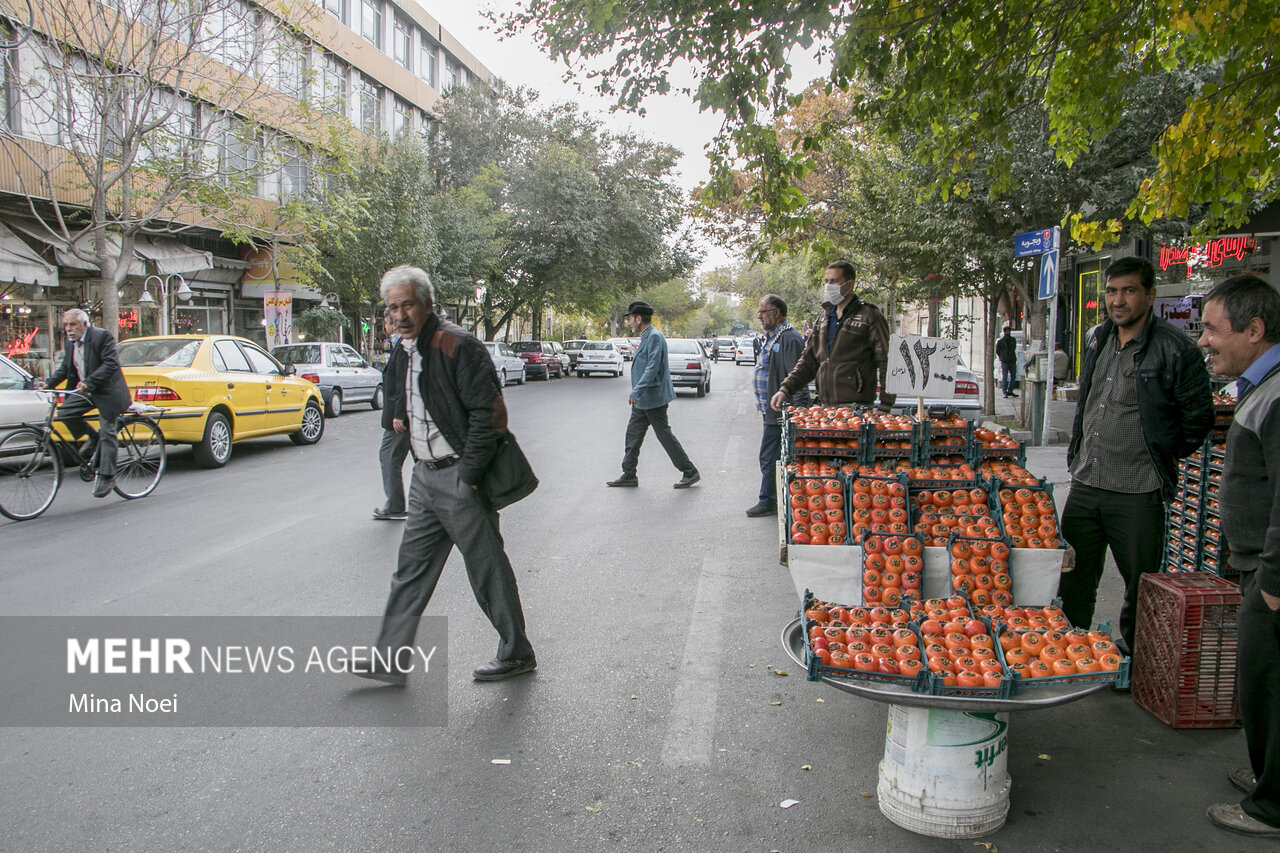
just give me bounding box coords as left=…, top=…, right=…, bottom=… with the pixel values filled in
left=1038, top=248, right=1059, bottom=300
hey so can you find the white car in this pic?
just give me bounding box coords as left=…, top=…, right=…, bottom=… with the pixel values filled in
left=575, top=341, right=624, bottom=377
left=483, top=341, right=528, bottom=387
left=0, top=354, right=49, bottom=443
left=666, top=338, right=712, bottom=397
left=608, top=337, right=635, bottom=361
left=890, top=355, right=983, bottom=421
left=271, top=341, right=384, bottom=417
left=734, top=338, right=756, bottom=364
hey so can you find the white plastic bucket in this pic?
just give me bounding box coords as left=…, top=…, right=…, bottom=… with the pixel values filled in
left=878, top=704, right=1011, bottom=838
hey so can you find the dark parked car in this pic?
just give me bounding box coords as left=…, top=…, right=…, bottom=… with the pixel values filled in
left=509, top=341, right=565, bottom=380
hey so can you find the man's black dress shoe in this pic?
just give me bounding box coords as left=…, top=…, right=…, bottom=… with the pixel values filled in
left=606, top=476, right=638, bottom=487
left=473, top=657, right=537, bottom=681
left=673, top=471, right=700, bottom=489
left=746, top=502, right=777, bottom=517
left=341, top=657, right=408, bottom=686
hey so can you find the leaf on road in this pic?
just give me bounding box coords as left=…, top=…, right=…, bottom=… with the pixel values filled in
left=973, top=843, right=997, bottom=852
left=816, top=697, right=824, bottom=703
left=773, top=669, right=789, bottom=677
left=630, top=695, right=638, bottom=700
left=490, top=758, right=511, bottom=765
left=769, top=701, right=782, bottom=706
left=585, top=802, right=602, bottom=814
left=779, top=799, right=800, bottom=809
left=1037, top=754, right=1051, bottom=760
left=860, top=791, right=872, bottom=798
left=801, top=765, right=812, bottom=771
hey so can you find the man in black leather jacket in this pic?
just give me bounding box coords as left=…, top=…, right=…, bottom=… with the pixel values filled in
left=1058, top=257, right=1213, bottom=653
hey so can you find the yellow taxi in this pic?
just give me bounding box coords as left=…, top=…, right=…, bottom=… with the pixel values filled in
left=116, top=335, right=325, bottom=468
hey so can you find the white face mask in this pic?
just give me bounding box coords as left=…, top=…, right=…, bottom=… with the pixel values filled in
left=824, top=284, right=845, bottom=305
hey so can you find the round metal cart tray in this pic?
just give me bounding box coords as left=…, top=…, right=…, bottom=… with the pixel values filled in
left=782, top=617, right=1109, bottom=712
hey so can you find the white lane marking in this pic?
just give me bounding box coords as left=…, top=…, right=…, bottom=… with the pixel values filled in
left=661, top=560, right=728, bottom=766
left=720, top=435, right=743, bottom=470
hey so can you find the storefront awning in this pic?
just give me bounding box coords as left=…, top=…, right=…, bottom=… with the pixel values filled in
left=189, top=256, right=251, bottom=286
left=4, top=221, right=146, bottom=276
left=133, top=238, right=213, bottom=275
left=0, top=222, right=57, bottom=288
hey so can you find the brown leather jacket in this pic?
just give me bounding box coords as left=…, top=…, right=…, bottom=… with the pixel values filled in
left=778, top=295, right=895, bottom=408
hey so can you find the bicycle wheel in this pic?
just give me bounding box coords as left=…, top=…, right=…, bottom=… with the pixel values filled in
left=112, top=417, right=166, bottom=499
left=0, top=428, right=63, bottom=521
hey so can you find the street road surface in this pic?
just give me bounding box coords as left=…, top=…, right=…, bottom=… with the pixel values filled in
left=0, top=360, right=1264, bottom=851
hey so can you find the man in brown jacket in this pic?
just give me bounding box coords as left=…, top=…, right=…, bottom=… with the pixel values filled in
left=770, top=261, right=895, bottom=411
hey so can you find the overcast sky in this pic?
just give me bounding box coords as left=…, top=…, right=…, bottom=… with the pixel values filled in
left=426, top=2, right=793, bottom=274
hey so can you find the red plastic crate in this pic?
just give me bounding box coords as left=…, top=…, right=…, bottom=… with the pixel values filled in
left=1132, top=573, right=1241, bottom=729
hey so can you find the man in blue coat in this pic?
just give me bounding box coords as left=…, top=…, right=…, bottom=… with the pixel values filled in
left=607, top=301, right=699, bottom=489
left=748, top=294, right=809, bottom=516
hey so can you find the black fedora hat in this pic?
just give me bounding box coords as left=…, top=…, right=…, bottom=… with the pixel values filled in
left=624, top=300, right=654, bottom=317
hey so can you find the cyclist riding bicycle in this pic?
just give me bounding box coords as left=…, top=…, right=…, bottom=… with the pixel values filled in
left=35, top=308, right=132, bottom=498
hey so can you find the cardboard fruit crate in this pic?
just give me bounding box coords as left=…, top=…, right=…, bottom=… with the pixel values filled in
left=1132, top=573, right=1241, bottom=729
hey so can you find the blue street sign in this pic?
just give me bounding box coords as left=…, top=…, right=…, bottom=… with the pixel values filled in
left=1014, top=228, right=1057, bottom=258
left=1039, top=249, right=1059, bottom=300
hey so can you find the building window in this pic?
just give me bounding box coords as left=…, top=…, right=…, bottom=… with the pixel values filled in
left=393, top=18, right=411, bottom=69
left=359, top=0, right=381, bottom=48
left=323, top=0, right=347, bottom=25
left=417, top=40, right=437, bottom=88
left=265, top=27, right=306, bottom=100
left=2, top=36, right=17, bottom=133
left=318, top=53, right=348, bottom=117
left=207, top=1, right=258, bottom=73
left=392, top=99, right=411, bottom=138
left=358, top=77, right=380, bottom=135
left=445, top=61, right=458, bottom=91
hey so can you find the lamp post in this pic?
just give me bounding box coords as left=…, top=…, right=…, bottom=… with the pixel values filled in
left=138, top=274, right=192, bottom=335
left=319, top=291, right=343, bottom=343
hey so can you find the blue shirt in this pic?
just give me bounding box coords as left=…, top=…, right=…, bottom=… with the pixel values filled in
left=1238, top=342, right=1280, bottom=398
left=629, top=324, right=676, bottom=409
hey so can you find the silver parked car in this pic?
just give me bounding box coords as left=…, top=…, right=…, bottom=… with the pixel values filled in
left=0, top=353, right=49, bottom=444
left=575, top=341, right=624, bottom=377
left=483, top=341, right=528, bottom=387
left=666, top=338, right=712, bottom=397
left=562, top=339, right=589, bottom=369
left=608, top=337, right=635, bottom=361
left=270, top=342, right=383, bottom=417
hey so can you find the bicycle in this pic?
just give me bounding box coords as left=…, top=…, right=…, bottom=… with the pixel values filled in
left=0, top=389, right=167, bottom=521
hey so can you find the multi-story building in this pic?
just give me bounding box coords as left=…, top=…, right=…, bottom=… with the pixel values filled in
left=0, top=0, right=491, bottom=376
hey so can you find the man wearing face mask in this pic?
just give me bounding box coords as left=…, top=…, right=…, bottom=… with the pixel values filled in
left=770, top=261, right=895, bottom=412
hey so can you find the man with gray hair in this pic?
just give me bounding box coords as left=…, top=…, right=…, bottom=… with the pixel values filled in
left=353, top=265, right=538, bottom=684
left=38, top=308, right=132, bottom=498
left=1199, top=274, right=1280, bottom=839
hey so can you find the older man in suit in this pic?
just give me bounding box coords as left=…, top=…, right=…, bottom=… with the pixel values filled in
left=39, top=308, right=133, bottom=497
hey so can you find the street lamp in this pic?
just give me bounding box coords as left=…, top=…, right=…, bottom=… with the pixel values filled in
left=139, top=274, right=192, bottom=335
left=319, top=291, right=343, bottom=343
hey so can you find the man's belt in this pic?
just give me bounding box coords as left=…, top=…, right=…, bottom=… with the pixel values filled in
left=420, top=455, right=459, bottom=471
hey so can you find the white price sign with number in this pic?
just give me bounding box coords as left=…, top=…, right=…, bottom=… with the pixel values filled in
left=885, top=334, right=958, bottom=398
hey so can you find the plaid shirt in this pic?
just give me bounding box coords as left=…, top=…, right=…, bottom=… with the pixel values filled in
left=754, top=322, right=793, bottom=413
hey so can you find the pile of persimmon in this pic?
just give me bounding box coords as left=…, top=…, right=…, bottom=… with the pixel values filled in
left=904, top=461, right=977, bottom=482
left=997, top=626, right=1123, bottom=680
left=850, top=477, right=910, bottom=540
left=788, top=475, right=847, bottom=545
left=804, top=601, right=923, bottom=677
left=997, top=487, right=1062, bottom=548
left=910, top=595, right=1006, bottom=688
left=974, top=426, right=1022, bottom=453
left=978, top=460, right=1039, bottom=487
left=912, top=486, right=995, bottom=546
left=785, top=456, right=840, bottom=477
left=860, top=533, right=923, bottom=607
left=785, top=404, right=865, bottom=434
left=972, top=603, right=1071, bottom=634
left=948, top=535, right=1013, bottom=606
left=863, top=411, right=916, bottom=453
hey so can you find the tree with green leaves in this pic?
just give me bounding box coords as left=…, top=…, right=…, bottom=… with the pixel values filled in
left=502, top=0, right=1278, bottom=250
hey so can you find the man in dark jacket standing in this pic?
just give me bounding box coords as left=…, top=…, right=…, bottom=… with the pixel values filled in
left=1057, top=257, right=1213, bottom=654
left=996, top=325, right=1018, bottom=398
left=373, top=310, right=410, bottom=520
left=748, top=294, right=808, bottom=517
left=770, top=261, right=895, bottom=411
left=40, top=308, right=133, bottom=498
left=1199, top=274, right=1280, bottom=839
left=356, top=265, right=536, bottom=684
